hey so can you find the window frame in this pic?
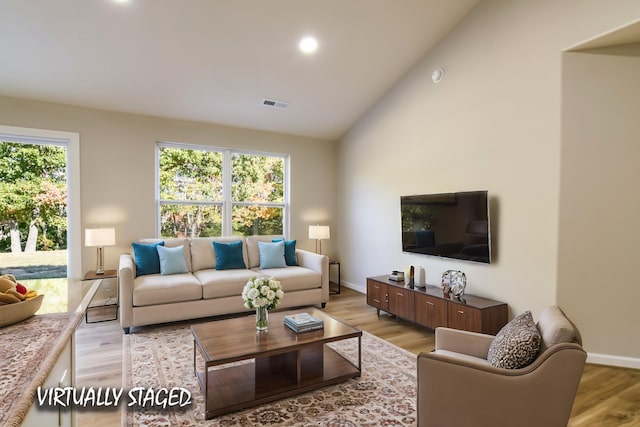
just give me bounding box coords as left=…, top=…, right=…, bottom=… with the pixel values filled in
left=155, top=141, right=290, bottom=238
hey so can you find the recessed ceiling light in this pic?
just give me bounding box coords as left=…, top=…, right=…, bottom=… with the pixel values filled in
left=299, top=36, right=318, bottom=54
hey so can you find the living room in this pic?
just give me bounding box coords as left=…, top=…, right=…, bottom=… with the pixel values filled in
left=1, top=0, right=640, bottom=425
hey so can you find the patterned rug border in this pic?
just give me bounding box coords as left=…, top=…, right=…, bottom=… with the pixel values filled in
left=123, top=324, right=418, bottom=426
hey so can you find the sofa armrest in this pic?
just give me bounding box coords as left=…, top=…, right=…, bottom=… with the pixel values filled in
left=435, top=327, right=495, bottom=359
left=118, top=253, right=135, bottom=332
left=295, top=249, right=329, bottom=303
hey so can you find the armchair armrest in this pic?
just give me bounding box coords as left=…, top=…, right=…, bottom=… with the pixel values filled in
left=295, top=249, right=329, bottom=302
left=435, top=327, right=495, bottom=359
left=118, top=253, right=135, bottom=333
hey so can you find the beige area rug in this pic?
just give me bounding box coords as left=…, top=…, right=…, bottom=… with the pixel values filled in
left=123, top=323, right=417, bottom=426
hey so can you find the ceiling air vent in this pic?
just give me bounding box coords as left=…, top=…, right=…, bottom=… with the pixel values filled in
left=262, top=98, right=289, bottom=109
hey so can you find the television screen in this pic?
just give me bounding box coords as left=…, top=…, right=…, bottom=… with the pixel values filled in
left=401, top=190, right=491, bottom=264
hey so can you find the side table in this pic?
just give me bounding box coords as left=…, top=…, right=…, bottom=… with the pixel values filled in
left=82, top=269, right=118, bottom=323
left=329, top=260, right=341, bottom=294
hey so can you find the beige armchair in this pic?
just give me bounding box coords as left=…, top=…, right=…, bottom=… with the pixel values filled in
left=417, top=306, right=586, bottom=427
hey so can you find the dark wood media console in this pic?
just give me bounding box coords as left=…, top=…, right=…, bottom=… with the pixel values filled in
left=366, top=275, right=508, bottom=335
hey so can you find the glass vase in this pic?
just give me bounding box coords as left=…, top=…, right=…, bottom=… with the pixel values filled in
left=256, top=306, right=269, bottom=331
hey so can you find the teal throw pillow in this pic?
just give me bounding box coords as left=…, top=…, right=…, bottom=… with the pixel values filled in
left=272, top=239, right=298, bottom=266
left=258, top=241, right=287, bottom=269
left=157, top=244, right=188, bottom=275
left=132, top=241, right=165, bottom=277
left=213, top=240, right=246, bottom=270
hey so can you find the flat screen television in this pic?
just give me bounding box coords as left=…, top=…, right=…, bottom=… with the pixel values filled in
left=401, top=190, right=491, bottom=264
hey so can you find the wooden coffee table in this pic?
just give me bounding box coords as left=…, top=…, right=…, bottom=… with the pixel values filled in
left=191, top=307, right=362, bottom=418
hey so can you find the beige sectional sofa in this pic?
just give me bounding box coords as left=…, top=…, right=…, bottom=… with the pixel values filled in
left=118, top=235, right=329, bottom=333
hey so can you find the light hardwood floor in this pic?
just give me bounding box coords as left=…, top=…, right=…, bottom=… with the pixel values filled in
left=75, top=287, right=639, bottom=426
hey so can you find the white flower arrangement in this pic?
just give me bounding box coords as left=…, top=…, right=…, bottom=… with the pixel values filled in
left=242, top=276, right=283, bottom=310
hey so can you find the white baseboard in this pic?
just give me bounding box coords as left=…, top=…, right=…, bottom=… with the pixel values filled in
left=340, top=280, right=365, bottom=294
left=587, top=353, right=640, bottom=370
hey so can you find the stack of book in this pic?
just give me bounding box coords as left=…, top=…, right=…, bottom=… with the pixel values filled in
left=284, top=312, right=324, bottom=333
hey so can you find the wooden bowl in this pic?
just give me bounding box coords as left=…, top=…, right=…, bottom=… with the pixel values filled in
left=0, top=295, right=44, bottom=327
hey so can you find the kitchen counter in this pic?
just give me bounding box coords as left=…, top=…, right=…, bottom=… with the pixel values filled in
left=1, top=312, right=81, bottom=426
left=0, top=280, right=100, bottom=427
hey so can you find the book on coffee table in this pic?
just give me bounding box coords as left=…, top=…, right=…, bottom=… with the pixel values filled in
left=284, top=312, right=324, bottom=333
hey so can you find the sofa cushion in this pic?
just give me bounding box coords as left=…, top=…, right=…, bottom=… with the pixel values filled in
left=157, top=245, right=188, bottom=275
left=251, top=266, right=321, bottom=292
left=190, top=237, right=217, bottom=271
left=487, top=311, right=541, bottom=369
left=191, top=237, right=249, bottom=271
left=273, top=239, right=298, bottom=266
left=537, top=306, right=575, bottom=348
left=246, top=235, right=285, bottom=268
left=258, top=241, right=287, bottom=269
left=213, top=240, right=246, bottom=270
left=196, top=269, right=258, bottom=299
left=132, top=241, right=164, bottom=277
left=138, top=238, right=192, bottom=272
left=133, top=273, right=202, bottom=306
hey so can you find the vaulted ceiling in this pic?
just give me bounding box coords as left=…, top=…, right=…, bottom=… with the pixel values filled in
left=0, top=0, right=479, bottom=140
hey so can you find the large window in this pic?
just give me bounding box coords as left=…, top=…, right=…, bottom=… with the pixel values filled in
left=157, top=143, right=288, bottom=238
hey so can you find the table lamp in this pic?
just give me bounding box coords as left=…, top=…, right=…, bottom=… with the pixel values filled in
left=85, top=228, right=116, bottom=274
left=308, top=225, right=330, bottom=255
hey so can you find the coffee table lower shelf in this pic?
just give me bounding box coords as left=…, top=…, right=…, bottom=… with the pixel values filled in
left=195, top=342, right=361, bottom=418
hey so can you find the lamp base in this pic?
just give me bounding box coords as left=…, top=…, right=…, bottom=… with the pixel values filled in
left=96, top=246, right=105, bottom=275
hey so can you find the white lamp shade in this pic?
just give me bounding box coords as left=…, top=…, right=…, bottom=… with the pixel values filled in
left=309, top=225, right=330, bottom=240
left=85, top=228, right=116, bottom=247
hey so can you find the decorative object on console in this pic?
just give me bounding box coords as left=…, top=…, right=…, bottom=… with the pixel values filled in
left=308, top=224, right=330, bottom=255
left=242, top=276, right=283, bottom=331
left=389, top=270, right=404, bottom=281
left=414, top=266, right=426, bottom=287
left=403, top=266, right=415, bottom=288
left=441, top=270, right=466, bottom=298
left=85, top=228, right=116, bottom=274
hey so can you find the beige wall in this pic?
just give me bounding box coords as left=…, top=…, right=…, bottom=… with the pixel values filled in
left=0, top=95, right=337, bottom=304
left=559, top=44, right=640, bottom=362
left=337, top=0, right=640, bottom=364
